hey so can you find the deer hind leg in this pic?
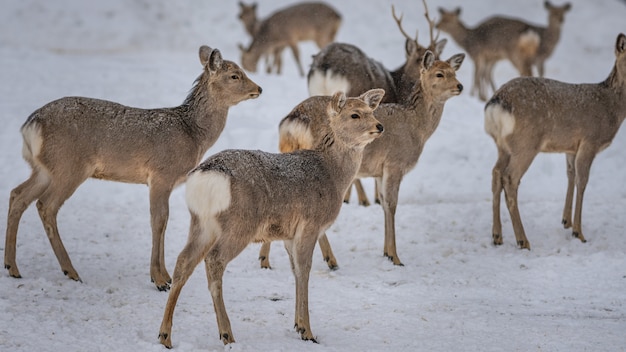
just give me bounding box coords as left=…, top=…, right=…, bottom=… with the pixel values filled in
left=148, top=181, right=174, bottom=291
left=353, top=179, right=371, bottom=206
left=501, top=151, right=537, bottom=249
left=571, top=146, right=597, bottom=243
left=317, top=233, right=338, bottom=270
left=288, top=43, right=304, bottom=77
left=36, top=172, right=90, bottom=281
left=562, top=153, right=576, bottom=229
left=491, top=149, right=510, bottom=246
left=5, top=169, right=51, bottom=278
left=283, top=229, right=318, bottom=342
left=258, top=241, right=272, bottom=269
left=379, top=173, right=403, bottom=266
left=159, top=214, right=213, bottom=348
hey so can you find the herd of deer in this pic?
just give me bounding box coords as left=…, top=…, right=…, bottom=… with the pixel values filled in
left=4, top=0, right=625, bottom=348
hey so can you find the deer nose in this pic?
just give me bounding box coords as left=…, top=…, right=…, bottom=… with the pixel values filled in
left=457, top=84, right=463, bottom=92
left=258, top=86, right=263, bottom=94
left=376, top=123, right=384, bottom=133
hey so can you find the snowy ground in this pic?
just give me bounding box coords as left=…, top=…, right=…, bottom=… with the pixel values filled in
left=0, top=0, right=625, bottom=351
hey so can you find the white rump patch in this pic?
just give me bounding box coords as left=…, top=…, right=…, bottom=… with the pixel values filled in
left=308, top=69, right=351, bottom=96
left=279, top=118, right=314, bottom=150
left=21, top=122, right=43, bottom=161
left=186, top=170, right=231, bottom=219
left=518, top=30, right=540, bottom=57
left=484, top=104, right=516, bottom=142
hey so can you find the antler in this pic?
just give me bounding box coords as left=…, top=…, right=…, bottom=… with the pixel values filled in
left=422, top=0, right=440, bottom=46
left=391, top=5, right=417, bottom=43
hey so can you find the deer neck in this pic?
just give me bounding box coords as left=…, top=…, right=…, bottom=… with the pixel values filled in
left=317, top=132, right=364, bottom=194
left=540, top=19, right=563, bottom=55
left=445, top=21, right=473, bottom=49
left=602, top=65, right=626, bottom=124
left=407, top=85, right=446, bottom=138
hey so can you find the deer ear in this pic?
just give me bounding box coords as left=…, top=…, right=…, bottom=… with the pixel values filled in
left=330, top=91, right=347, bottom=115
left=454, top=7, right=461, bottom=16
left=447, top=53, right=465, bottom=71
left=422, top=50, right=435, bottom=70
left=360, top=89, right=385, bottom=110
left=208, top=49, right=223, bottom=72
left=433, top=38, right=447, bottom=57
left=199, top=45, right=213, bottom=67
left=617, top=33, right=626, bottom=54
left=405, top=40, right=418, bottom=57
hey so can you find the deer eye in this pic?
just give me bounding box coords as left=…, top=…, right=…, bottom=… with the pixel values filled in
left=351, top=114, right=360, bottom=119
left=231, top=74, right=240, bottom=80
left=436, top=72, right=444, bottom=78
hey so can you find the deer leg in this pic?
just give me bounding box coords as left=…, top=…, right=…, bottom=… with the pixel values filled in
left=5, top=170, right=50, bottom=278
left=353, top=179, right=371, bottom=206
left=562, top=153, right=576, bottom=229
left=471, top=60, right=481, bottom=98
left=379, top=173, right=403, bottom=265
left=284, top=231, right=318, bottom=342
left=491, top=149, right=510, bottom=245
left=317, top=233, right=338, bottom=270
left=273, top=46, right=283, bottom=75
left=35, top=174, right=89, bottom=281
left=258, top=241, right=272, bottom=269
left=501, top=152, right=536, bottom=249
left=288, top=44, right=304, bottom=77
left=486, top=61, right=497, bottom=97
left=159, top=214, right=212, bottom=348
left=343, top=183, right=352, bottom=203
left=571, top=147, right=597, bottom=243
left=148, top=181, right=174, bottom=291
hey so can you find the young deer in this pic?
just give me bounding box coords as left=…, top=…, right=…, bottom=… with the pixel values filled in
left=239, top=1, right=341, bottom=76
left=485, top=33, right=626, bottom=249
left=267, top=50, right=464, bottom=269
left=157, top=89, right=384, bottom=347
left=4, top=46, right=262, bottom=291
left=306, top=2, right=446, bottom=208
left=237, top=1, right=283, bottom=74
left=436, top=7, right=542, bottom=101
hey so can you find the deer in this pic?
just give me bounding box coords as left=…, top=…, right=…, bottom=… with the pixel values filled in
left=237, top=1, right=283, bottom=74
left=436, top=6, right=544, bottom=101
left=4, top=45, right=262, bottom=291
left=238, top=1, right=341, bottom=76
left=485, top=32, right=626, bottom=249
left=530, top=1, right=572, bottom=77
left=264, top=50, right=464, bottom=271
left=157, top=89, right=385, bottom=347
left=307, top=2, right=446, bottom=205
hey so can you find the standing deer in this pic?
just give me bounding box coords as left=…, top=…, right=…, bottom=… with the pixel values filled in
left=239, top=1, right=341, bottom=76
left=4, top=45, right=262, bottom=291
left=531, top=1, right=572, bottom=77
left=158, top=89, right=385, bottom=347
left=436, top=6, right=543, bottom=101
left=270, top=50, right=464, bottom=269
left=485, top=33, right=626, bottom=249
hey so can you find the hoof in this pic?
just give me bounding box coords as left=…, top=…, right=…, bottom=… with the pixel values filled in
left=492, top=233, right=503, bottom=246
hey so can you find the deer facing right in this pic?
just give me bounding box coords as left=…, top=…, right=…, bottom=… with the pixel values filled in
left=485, top=32, right=626, bottom=249
left=158, top=89, right=384, bottom=347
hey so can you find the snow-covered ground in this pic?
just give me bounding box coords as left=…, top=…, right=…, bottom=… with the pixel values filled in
left=1, top=0, right=625, bottom=351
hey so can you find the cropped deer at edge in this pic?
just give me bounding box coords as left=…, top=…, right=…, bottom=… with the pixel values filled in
left=238, top=1, right=341, bottom=76
left=270, top=50, right=464, bottom=269
left=4, top=46, right=262, bottom=291
left=485, top=33, right=626, bottom=249
left=158, top=89, right=385, bottom=347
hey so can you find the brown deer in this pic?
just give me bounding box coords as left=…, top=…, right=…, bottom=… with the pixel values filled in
left=531, top=1, right=572, bottom=77
left=4, top=45, right=262, bottom=291
left=485, top=33, right=626, bottom=249
left=237, top=1, right=283, bottom=74
left=307, top=2, right=446, bottom=206
left=239, top=1, right=341, bottom=76
left=436, top=6, right=543, bottom=101
left=157, top=89, right=384, bottom=347
left=267, top=50, right=464, bottom=269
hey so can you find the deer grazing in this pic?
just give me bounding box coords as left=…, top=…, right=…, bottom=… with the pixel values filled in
left=237, top=1, right=283, bottom=74
left=269, top=50, right=464, bottom=269
left=436, top=2, right=571, bottom=101
left=158, top=89, right=384, bottom=347
left=238, top=1, right=341, bottom=76
left=4, top=45, right=262, bottom=291
left=485, top=32, right=626, bottom=249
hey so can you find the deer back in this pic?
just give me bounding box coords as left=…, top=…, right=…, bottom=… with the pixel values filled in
left=485, top=33, right=626, bottom=154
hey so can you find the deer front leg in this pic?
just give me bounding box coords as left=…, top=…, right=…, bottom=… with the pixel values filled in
left=288, top=43, right=305, bottom=77
left=149, top=183, right=174, bottom=291
left=353, top=179, right=371, bottom=206
left=571, top=148, right=597, bottom=243
left=562, top=153, right=575, bottom=229
left=284, top=235, right=317, bottom=342
left=380, top=174, right=403, bottom=265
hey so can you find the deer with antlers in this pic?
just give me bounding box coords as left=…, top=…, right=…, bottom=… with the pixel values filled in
left=485, top=33, right=626, bottom=249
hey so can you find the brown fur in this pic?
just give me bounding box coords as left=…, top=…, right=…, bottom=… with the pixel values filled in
left=485, top=33, right=626, bottom=248
left=4, top=46, right=261, bottom=290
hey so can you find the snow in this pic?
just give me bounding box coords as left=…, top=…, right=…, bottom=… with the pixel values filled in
left=1, top=0, right=625, bottom=351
